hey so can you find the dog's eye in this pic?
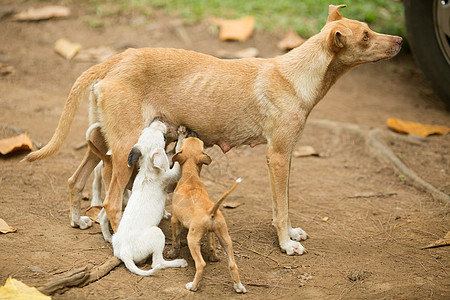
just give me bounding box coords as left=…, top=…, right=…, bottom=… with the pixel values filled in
left=362, top=33, right=369, bottom=42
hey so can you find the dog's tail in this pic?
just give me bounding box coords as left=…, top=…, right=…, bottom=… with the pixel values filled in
left=85, top=122, right=110, bottom=162
left=209, top=178, right=242, bottom=217
left=21, top=53, right=124, bottom=163
left=122, top=256, right=162, bottom=276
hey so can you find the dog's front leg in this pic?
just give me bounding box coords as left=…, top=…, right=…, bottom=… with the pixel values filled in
left=266, top=144, right=306, bottom=255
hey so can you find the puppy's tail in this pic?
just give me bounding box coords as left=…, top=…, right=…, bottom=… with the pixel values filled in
left=122, top=256, right=162, bottom=276
left=209, top=178, right=242, bottom=217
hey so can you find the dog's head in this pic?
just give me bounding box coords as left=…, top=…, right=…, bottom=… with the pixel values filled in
left=172, top=137, right=212, bottom=169
left=127, top=120, right=170, bottom=172
left=322, top=4, right=402, bottom=66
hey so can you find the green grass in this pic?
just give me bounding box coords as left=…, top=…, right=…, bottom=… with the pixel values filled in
left=88, top=0, right=405, bottom=38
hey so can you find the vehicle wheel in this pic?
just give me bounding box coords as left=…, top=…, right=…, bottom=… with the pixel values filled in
left=404, top=0, right=450, bottom=107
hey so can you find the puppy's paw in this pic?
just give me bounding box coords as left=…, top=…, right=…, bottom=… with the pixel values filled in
left=176, top=259, right=188, bottom=268
left=234, top=282, right=247, bottom=294
left=289, top=227, right=308, bottom=241
left=163, top=210, right=171, bottom=219
left=78, top=216, right=93, bottom=230
left=177, top=125, right=187, bottom=137
left=185, top=282, right=198, bottom=292
left=281, top=240, right=306, bottom=256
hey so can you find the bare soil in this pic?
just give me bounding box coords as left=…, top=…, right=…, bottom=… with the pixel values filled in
left=1, top=1, right=449, bottom=299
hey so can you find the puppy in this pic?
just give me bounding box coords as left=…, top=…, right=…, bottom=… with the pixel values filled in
left=112, top=121, right=188, bottom=276
left=169, top=137, right=246, bottom=293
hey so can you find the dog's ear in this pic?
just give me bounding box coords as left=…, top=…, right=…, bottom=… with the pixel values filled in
left=327, top=4, right=346, bottom=23
left=128, top=146, right=142, bottom=167
left=152, top=148, right=170, bottom=172
left=172, top=150, right=186, bottom=165
left=327, top=25, right=352, bottom=52
left=200, top=152, right=212, bottom=166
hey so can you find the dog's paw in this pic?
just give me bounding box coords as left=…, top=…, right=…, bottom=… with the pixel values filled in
left=234, top=282, right=247, bottom=294
left=280, top=240, right=306, bottom=256
left=207, top=253, right=220, bottom=262
left=177, top=259, right=188, bottom=268
left=78, top=216, right=93, bottom=230
left=185, top=282, right=198, bottom=292
left=289, top=227, right=309, bottom=241
left=177, top=125, right=187, bottom=137
left=163, top=210, right=171, bottom=219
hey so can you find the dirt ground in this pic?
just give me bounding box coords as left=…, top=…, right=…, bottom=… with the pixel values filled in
left=1, top=1, right=449, bottom=299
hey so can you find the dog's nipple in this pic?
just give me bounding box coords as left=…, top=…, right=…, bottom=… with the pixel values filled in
left=218, top=141, right=232, bottom=154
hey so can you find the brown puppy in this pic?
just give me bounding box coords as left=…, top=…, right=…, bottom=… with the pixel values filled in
left=23, top=5, right=402, bottom=255
left=169, top=137, right=245, bottom=293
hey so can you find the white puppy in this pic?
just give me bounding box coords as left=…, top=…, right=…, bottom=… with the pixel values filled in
left=112, top=120, right=188, bottom=276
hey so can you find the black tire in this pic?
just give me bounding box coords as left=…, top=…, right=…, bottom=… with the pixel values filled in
left=404, top=0, right=450, bottom=107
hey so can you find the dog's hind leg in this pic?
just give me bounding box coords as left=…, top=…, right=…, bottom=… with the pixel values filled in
left=214, top=221, right=246, bottom=293
left=91, top=161, right=103, bottom=207
left=68, top=147, right=101, bottom=229
left=185, top=226, right=208, bottom=291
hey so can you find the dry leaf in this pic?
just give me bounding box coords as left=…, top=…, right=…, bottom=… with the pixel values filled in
left=223, top=201, right=243, bottom=209
left=0, top=63, right=15, bottom=76
left=0, top=133, right=32, bottom=155
left=277, top=29, right=306, bottom=50
left=293, top=146, right=319, bottom=158
left=13, top=6, right=70, bottom=21
left=0, top=278, right=50, bottom=299
left=54, top=38, right=82, bottom=60
left=322, top=216, right=329, bottom=222
left=216, top=47, right=259, bottom=59
left=75, top=46, right=117, bottom=63
left=422, top=231, right=450, bottom=249
left=387, top=118, right=450, bottom=137
left=212, top=16, right=255, bottom=41
left=85, top=206, right=103, bottom=223
left=0, top=218, right=16, bottom=233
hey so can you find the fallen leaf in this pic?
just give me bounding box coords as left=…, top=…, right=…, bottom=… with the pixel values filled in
left=322, top=216, right=329, bottom=222
left=216, top=47, right=259, bottom=59
left=54, top=38, right=82, bottom=60
left=0, top=133, right=32, bottom=155
left=422, top=231, right=450, bottom=249
left=223, top=201, right=243, bottom=209
left=212, top=16, right=255, bottom=41
left=0, top=218, right=16, bottom=233
left=0, top=63, right=15, bottom=76
left=75, top=46, right=117, bottom=63
left=85, top=206, right=102, bottom=223
left=0, top=278, right=50, bottom=299
left=277, top=29, right=306, bottom=50
left=293, top=146, right=320, bottom=158
left=387, top=118, right=450, bottom=137
left=12, top=6, right=70, bottom=21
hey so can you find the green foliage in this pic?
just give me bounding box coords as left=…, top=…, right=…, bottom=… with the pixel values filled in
left=90, top=0, right=405, bottom=38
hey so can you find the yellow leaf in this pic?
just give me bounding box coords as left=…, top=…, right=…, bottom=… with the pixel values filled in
left=0, top=134, right=32, bottom=155
left=387, top=118, right=450, bottom=137
left=422, top=231, right=450, bottom=249
left=277, top=30, right=306, bottom=50
left=0, top=278, right=51, bottom=299
left=54, top=38, right=82, bottom=60
left=0, top=218, right=16, bottom=234
left=85, top=206, right=103, bottom=223
left=212, top=16, right=255, bottom=41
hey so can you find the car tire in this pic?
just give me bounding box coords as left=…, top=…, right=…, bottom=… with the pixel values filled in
left=404, top=0, right=450, bottom=107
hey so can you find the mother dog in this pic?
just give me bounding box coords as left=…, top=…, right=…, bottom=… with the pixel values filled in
left=23, top=5, right=402, bottom=255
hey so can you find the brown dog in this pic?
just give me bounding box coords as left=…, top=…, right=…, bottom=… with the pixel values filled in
left=23, top=5, right=402, bottom=255
left=169, top=137, right=245, bottom=293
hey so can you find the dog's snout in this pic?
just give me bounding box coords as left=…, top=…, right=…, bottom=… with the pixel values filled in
left=394, top=37, right=403, bottom=45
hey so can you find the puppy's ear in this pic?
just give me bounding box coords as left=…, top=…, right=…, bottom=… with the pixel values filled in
left=327, top=4, right=346, bottom=23
left=152, top=148, right=170, bottom=172
left=200, top=152, right=212, bottom=166
left=128, top=146, right=142, bottom=167
left=327, top=25, right=352, bottom=52
left=172, top=150, right=185, bottom=165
